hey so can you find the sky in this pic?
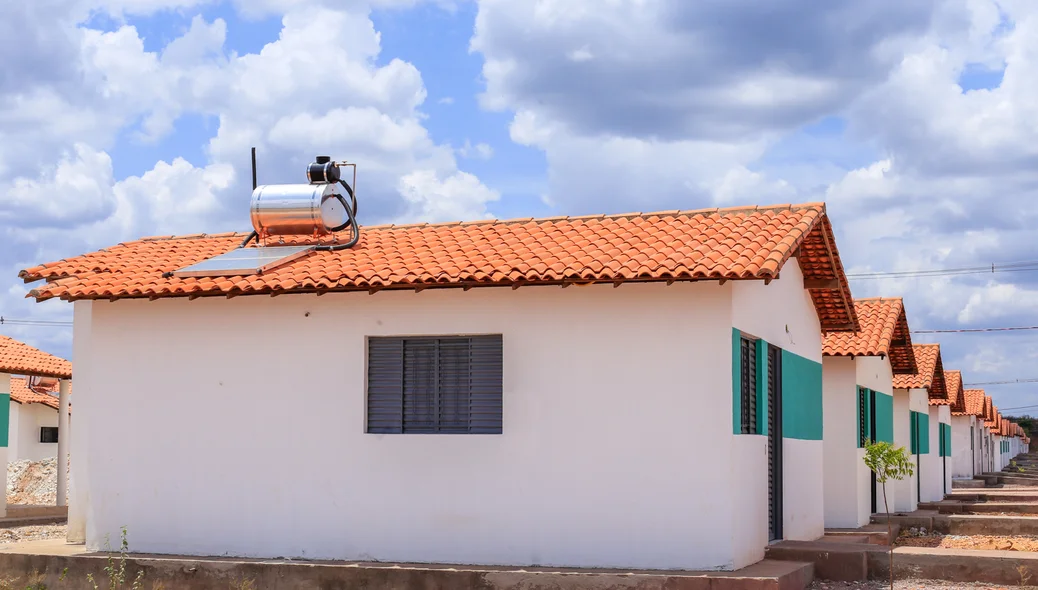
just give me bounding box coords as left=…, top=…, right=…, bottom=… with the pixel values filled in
left=2, top=0, right=1038, bottom=415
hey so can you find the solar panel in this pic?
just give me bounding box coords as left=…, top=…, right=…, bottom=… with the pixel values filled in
left=172, top=245, right=315, bottom=278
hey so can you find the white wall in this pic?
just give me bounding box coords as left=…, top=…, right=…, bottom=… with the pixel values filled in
left=893, top=389, right=928, bottom=512
left=940, top=406, right=952, bottom=497
left=732, top=262, right=825, bottom=547
left=8, top=402, right=58, bottom=463
left=823, top=357, right=859, bottom=528
left=921, top=406, right=945, bottom=502
left=951, top=415, right=976, bottom=479
left=78, top=281, right=760, bottom=570
left=856, top=357, right=895, bottom=521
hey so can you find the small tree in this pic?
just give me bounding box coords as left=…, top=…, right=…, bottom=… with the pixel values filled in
left=864, top=440, right=915, bottom=590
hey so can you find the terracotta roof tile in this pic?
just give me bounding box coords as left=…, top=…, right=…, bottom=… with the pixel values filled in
left=8, top=377, right=66, bottom=410
left=822, top=298, right=917, bottom=374
left=892, top=344, right=947, bottom=400
left=945, top=370, right=967, bottom=412
left=963, top=389, right=986, bottom=416
left=0, top=335, right=72, bottom=379
left=20, top=204, right=860, bottom=332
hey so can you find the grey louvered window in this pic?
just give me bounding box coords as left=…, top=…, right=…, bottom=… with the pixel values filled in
left=740, top=336, right=758, bottom=434
left=367, top=335, right=503, bottom=434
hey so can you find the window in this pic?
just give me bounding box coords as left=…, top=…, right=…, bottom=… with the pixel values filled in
left=40, top=427, right=58, bottom=444
left=739, top=336, right=758, bottom=434
left=367, top=335, right=503, bottom=434
left=857, top=387, right=868, bottom=448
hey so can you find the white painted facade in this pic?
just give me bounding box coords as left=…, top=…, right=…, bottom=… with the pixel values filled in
left=921, top=405, right=951, bottom=502
left=893, top=388, right=928, bottom=513
left=7, top=401, right=59, bottom=462
left=70, top=263, right=827, bottom=571
left=950, top=415, right=977, bottom=480
left=822, top=355, right=895, bottom=528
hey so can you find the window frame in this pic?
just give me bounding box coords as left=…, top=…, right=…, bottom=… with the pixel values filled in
left=739, top=335, right=759, bottom=435
left=39, top=426, right=59, bottom=444
left=366, top=334, right=503, bottom=435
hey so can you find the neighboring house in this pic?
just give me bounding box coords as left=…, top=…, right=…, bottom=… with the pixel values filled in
left=891, top=343, right=946, bottom=512
left=929, top=369, right=961, bottom=497
left=982, top=396, right=996, bottom=472
left=21, top=203, right=860, bottom=570
left=953, top=389, right=987, bottom=480
left=821, top=297, right=916, bottom=529
left=8, top=377, right=68, bottom=462
left=0, top=334, right=72, bottom=516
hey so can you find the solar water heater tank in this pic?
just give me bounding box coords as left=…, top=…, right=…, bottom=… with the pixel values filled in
left=249, top=182, right=349, bottom=238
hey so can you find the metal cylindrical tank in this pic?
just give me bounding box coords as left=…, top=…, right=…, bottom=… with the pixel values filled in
left=250, top=183, right=348, bottom=237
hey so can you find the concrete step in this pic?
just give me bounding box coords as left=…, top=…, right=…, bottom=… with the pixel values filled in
left=766, top=540, right=887, bottom=582
left=0, top=548, right=815, bottom=590
left=874, top=511, right=1038, bottom=536
left=876, top=546, right=1038, bottom=586
left=825, top=524, right=900, bottom=546
left=952, top=478, right=985, bottom=489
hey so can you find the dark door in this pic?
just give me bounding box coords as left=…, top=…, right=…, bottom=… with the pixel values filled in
left=870, top=393, right=878, bottom=513
left=767, top=344, right=783, bottom=542
left=914, top=414, right=922, bottom=502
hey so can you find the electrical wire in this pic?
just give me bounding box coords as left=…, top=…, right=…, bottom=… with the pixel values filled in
left=912, top=326, right=1038, bottom=334
left=847, top=260, right=1038, bottom=280
left=0, top=317, right=72, bottom=327
left=964, top=379, right=1038, bottom=386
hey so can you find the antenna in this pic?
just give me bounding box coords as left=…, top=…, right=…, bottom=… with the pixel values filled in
left=251, top=147, right=258, bottom=190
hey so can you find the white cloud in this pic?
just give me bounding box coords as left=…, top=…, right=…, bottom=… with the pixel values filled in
left=397, top=169, right=500, bottom=222
left=457, top=140, right=494, bottom=160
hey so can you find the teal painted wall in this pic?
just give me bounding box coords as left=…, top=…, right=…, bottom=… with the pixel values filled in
left=756, top=338, right=768, bottom=436
left=781, top=349, right=823, bottom=440
left=0, top=393, right=8, bottom=448
left=874, top=392, right=894, bottom=444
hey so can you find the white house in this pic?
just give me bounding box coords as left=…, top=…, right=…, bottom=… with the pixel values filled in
left=8, top=377, right=67, bottom=462
left=21, top=203, right=860, bottom=571
left=951, top=388, right=986, bottom=481
left=0, top=335, right=72, bottom=516
left=821, top=297, right=916, bottom=529
left=981, top=395, right=996, bottom=472
left=926, top=369, right=960, bottom=499
left=890, top=344, right=946, bottom=512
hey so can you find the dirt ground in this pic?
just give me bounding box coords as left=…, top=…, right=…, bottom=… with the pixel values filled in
left=0, top=523, right=67, bottom=544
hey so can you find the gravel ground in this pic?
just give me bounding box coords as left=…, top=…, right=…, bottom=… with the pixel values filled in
left=895, top=526, right=1038, bottom=551
left=811, top=581, right=1038, bottom=589
left=0, top=523, right=66, bottom=544
left=7, top=458, right=59, bottom=505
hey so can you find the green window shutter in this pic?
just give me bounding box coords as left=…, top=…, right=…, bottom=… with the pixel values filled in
left=874, top=392, right=894, bottom=443
left=0, top=393, right=8, bottom=448
left=918, top=412, right=930, bottom=454
left=857, top=387, right=865, bottom=448
left=732, top=329, right=741, bottom=435
left=780, top=349, right=823, bottom=440
left=944, top=424, right=952, bottom=458
left=910, top=411, right=918, bottom=454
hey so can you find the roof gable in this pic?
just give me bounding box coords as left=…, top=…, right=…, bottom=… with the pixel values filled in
left=946, top=370, right=966, bottom=412
left=20, top=204, right=860, bottom=332
left=822, top=297, right=917, bottom=373
left=9, top=377, right=61, bottom=410
left=963, top=389, right=986, bottom=416
left=892, top=343, right=947, bottom=400
left=0, top=335, right=72, bottom=379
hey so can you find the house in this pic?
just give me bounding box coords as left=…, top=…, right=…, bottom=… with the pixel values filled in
left=952, top=388, right=987, bottom=481
left=890, top=343, right=946, bottom=511
left=821, top=297, right=916, bottom=528
left=929, top=369, right=961, bottom=497
left=982, top=395, right=996, bottom=472
left=8, top=377, right=68, bottom=462
left=20, top=203, right=860, bottom=570
left=0, top=334, right=73, bottom=516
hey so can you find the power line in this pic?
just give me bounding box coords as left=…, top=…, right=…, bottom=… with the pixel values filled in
left=913, top=326, right=1038, bottom=334
left=0, top=317, right=72, bottom=327
left=847, top=260, right=1038, bottom=280
left=965, top=378, right=1038, bottom=386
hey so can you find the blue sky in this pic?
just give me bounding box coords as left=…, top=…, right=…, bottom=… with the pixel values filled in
left=3, top=0, right=1038, bottom=416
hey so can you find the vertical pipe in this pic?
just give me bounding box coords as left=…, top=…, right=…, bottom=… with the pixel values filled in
left=251, top=147, right=258, bottom=190
left=57, top=379, right=71, bottom=507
